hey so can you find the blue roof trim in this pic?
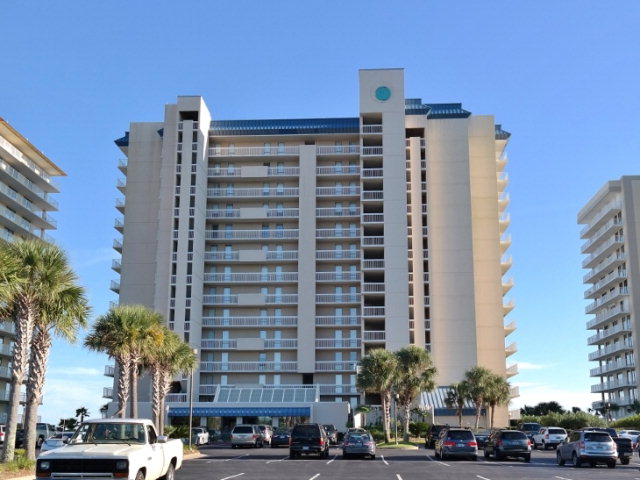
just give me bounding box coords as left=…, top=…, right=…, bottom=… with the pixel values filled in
left=210, top=118, right=360, bottom=136
left=406, top=99, right=471, bottom=119
left=168, top=406, right=311, bottom=417
left=114, top=131, right=129, bottom=147
left=405, top=99, right=432, bottom=115
left=495, top=124, right=511, bottom=140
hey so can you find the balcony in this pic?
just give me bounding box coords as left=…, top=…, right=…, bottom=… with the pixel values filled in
left=362, top=260, right=384, bottom=270
left=315, top=361, right=358, bottom=372
left=315, top=316, right=360, bottom=327
left=113, top=239, right=122, bottom=252
left=208, top=146, right=301, bottom=157
left=208, top=166, right=300, bottom=178
left=204, top=250, right=299, bottom=262
left=362, top=213, right=384, bottom=224
left=583, top=253, right=625, bottom=283
left=316, top=250, right=360, bottom=261
left=361, top=168, right=383, bottom=178
left=361, top=125, right=383, bottom=134
left=362, top=147, right=383, bottom=156
left=203, top=316, right=297, bottom=327
left=205, top=229, right=299, bottom=241
left=506, top=364, right=518, bottom=378
left=584, top=270, right=627, bottom=299
left=110, top=280, right=120, bottom=294
left=585, top=287, right=628, bottom=314
left=316, top=186, right=360, bottom=197
left=591, top=377, right=636, bottom=393
left=316, top=228, right=360, bottom=239
left=111, top=259, right=121, bottom=273
left=362, top=307, right=385, bottom=317
left=316, top=272, right=360, bottom=282
left=503, top=299, right=515, bottom=315
left=587, top=323, right=632, bottom=345
left=103, top=387, right=113, bottom=399
left=505, top=342, right=517, bottom=357
left=587, top=304, right=629, bottom=330
left=114, top=217, right=124, bottom=233
left=204, top=272, right=298, bottom=283
left=362, top=236, right=384, bottom=247
left=504, top=320, right=517, bottom=336
left=207, top=187, right=299, bottom=198
left=581, top=217, right=623, bottom=253
left=202, top=294, right=298, bottom=305
left=582, top=235, right=625, bottom=269
left=316, top=207, right=360, bottom=218
left=315, top=294, right=360, bottom=304
left=363, top=283, right=385, bottom=294
left=316, top=166, right=360, bottom=176
left=361, top=191, right=383, bottom=201
left=363, top=331, right=386, bottom=342
left=589, top=340, right=634, bottom=361
left=315, top=339, right=361, bottom=349
left=104, top=365, right=115, bottom=377
left=501, top=255, right=513, bottom=274
left=580, top=201, right=622, bottom=238
left=319, top=385, right=359, bottom=395
left=590, top=360, right=635, bottom=377
left=200, top=361, right=297, bottom=372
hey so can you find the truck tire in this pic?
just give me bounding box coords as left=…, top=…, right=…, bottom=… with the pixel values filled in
left=135, top=471, right=145, bottom=480
left=621, top=457, right=630, bottom=465
left=160, top=463, right=175, bottom=480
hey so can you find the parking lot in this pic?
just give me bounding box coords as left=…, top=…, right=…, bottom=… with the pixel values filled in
left=181, top=445, right=640, bottom=480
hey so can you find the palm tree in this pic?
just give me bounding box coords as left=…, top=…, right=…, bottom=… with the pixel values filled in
left=444, top=382, right=470, bottom=427
left=23, top=281, right=89, bottom=459
left=356, top=349, right=397, bottom=443
left=144, top=329, right=197, bottom=433
left=464, top=366, right=493, bottom=429
left=395, top=345, right=437, bottom=441
left=0, top=239, right=85, bottom=462
left=75, top=407, right=90, bottom=423
left=85, top=305, right=164, bottom=418
left=483, top=374, right=511, bottom=428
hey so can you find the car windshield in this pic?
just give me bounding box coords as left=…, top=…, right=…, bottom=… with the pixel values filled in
left=293, top=425, right=319, bottom=437
left=584, top=432, right=611, bottom=442
left=448, top=431, right=473, bottom=440
left=548, top=428, right=566, bottom=434
left=275, top=428, right=290, bottom=435
left=502, top=431, right=527, bottom=440
left=71, top=423, right=146, bottom=444
left=233, top=426, right=254, bottom=434
left=347, top=434, right=368, bottom=442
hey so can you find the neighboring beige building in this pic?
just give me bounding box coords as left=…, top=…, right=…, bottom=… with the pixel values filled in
left=110, top=69, right=516, bottom=428
left=579, top=176, right=640, bottom=420
left=0, top=118, right=64, bottom=422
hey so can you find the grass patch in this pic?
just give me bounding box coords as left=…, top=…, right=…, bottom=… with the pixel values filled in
left=376, top=441, right=419, bottom=449
left=0, top=450, right=35, bottom=479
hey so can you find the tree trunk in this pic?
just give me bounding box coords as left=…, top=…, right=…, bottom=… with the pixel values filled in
left=24, top=329, right=51, bottom=460
left=403, top=403, right=412, bottom=442
left=159, top=371, right=172, bottom=434
left=490, top=403, right=496, bottom=429
left=150, top=366, right=161, bottom=431
left=129, top=355, right=140, bottom=419
left=475, top=404, right=482, bottom=429
left=115, top=358, right=130, bottom=418
left=382, top=393, right=391, bottom=443
left=1, top=304, right=34, bottom=463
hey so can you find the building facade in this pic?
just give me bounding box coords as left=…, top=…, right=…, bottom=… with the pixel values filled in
left=579, top=176, right=640, bottom=419
left=110, top=69, right=516, bottom=427
left=0, top=118, right=64, bottom=422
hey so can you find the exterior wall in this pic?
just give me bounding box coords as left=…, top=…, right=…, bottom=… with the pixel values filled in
left=578, top=176, right=640, bottom=419
left=0, top=119, right=64, bottom=422
left=110, top=69, right=514, bottom=424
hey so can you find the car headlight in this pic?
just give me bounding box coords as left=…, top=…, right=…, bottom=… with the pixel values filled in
left=115, top=460, right=129, bottom=471
left=39, top=461, right=51, bottom=471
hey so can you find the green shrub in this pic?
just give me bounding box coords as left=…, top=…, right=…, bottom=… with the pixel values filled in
left=409, top=421, right=428, bottom=438
left=611, top=414, right=640, bottom=429
left=164, top=424, right=190, bottom=439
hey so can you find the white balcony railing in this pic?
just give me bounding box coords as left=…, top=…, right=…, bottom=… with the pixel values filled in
left=203, top=316, right=297, bottom=327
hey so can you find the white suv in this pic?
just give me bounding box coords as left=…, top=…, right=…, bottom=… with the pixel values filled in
left=533, top=426, right=567, bottom=450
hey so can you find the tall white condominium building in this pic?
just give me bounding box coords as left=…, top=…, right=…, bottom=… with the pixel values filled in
left=111, top=69, right=516, bottom=426
left=0, top=118, right=63, bottom=422
left=579, top=176, right=640, bottom=420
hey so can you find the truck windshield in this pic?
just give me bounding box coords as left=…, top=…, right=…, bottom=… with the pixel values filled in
left=71, top=423, right=146, bottom=444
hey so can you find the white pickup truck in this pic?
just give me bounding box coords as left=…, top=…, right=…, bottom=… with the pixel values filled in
left=36, top=418, right=183, bottom=480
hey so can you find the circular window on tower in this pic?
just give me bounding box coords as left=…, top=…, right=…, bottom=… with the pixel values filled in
left=375, top=86, right=391, bottom=102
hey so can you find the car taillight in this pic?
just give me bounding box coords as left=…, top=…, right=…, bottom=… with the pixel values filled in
left=320, top=438, right=325, bottom=446
left=443, top=441, right=456, bottom=447
left=253, top=434, right=259, bottom=440
left=579, top=441, right=585, bottom=450
left=467, top=441, right=477, bottom=447
left=497, top=439, right=503, bottom=447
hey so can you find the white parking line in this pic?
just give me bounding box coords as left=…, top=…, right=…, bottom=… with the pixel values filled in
left=309, top=474, right=320, bottom=480
left=220, top=474, right=244, bottom=480
left=396, top=475, right=403, bottom=480
left=326, top=455, right=337, bottom=464
left=227, top=454, right=249, bottom=462
left=265, top=456, right=288, bottom=463
left=381, top=455, right=389, bottom=465
left=477, top=476, right=492, bottom=480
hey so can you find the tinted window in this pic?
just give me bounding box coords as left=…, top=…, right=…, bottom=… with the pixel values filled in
left=292, top=425, right=320, bottom=437
left=233, top=426, right=254, bottom=434
left=584, top=432, right=611, bottom=442
left=548, top=428, right=566, bottom=435
left=502, top=431, right=527, bottom=440
left=448, top=430, right=474, bottom=440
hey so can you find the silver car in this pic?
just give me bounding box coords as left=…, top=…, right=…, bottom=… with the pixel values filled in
left=557, top=430, right=617, bottom=468
left=231, top=424, right=264, bottom=448
left=39, top=431, right=75, bottom=453
left=435, top=427, right=478, bottom=461
left=342, top=431, right=375, bottom=459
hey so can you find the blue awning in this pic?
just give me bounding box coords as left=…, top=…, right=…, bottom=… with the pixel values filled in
left=168, top=406, right=311, bottom=417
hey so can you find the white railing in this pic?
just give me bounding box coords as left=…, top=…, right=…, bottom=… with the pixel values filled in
left=362, top=260, right=384, bottom=269
left=316, top=272, right=360, bottom=282
left=264, top=339, right=297, bottom=349
left=581, top=217, right=623, bottom=252
left=362, top=214, right=384, bottom=223
left=590, top=360, right=634, bottom=377
left=362, top=236, right=384, bottom=246
left=583, top=253, right=625, bottom=283
left=204, top=272, right=298, bottom=283
left=207, top=187, right=300, bottom=197
left=205, top=229, right=299, bottom=240
left=200, top=361, right=297, bottom=372
left=315, top=316, right=360, bottom=326
left=315, top=339, right=361, bottom=349
left=104, top=365, right=115, bottom=377
left=315, top=361, right=358, bottom=372
left=316, top=207, right=360, bottom=217
left=363, top=331, right=386, bottom=341
left=363, top=283, right=385, bottom=293
left=316, top=146, right=360, bottom=155
left=582, top=235, right=625, bottom=268
left=587, top=304, right=629, bottom=329
left=202, top=316, right=297, bottom=327
left=316, top=166, right=360, bottom=175
left=580, top=201, right=622, bottom=237
left=0, top=134, right=56, bottom=187
left=316, top=250, right=360, bottom=260
left=362, top=147, right=383, bottom=156
left=319, top=384, right=359, bottom=394
left=591, top=377, right=636, bottom=393
left=316, top=187, right=360, bottom=196
left=103, top=388, right=113, bottom=399
left=361, top=125, right=383, bottom=134
left=585, top=288, right=629, bottom=314
left=589, top=340, right=634, bottom=361
left=361, top=168, right=383, bottom=178
left=208, top=146, right=301, bottom=157
left=315, top=294, right=361, bottom=303
left=201, top=339, right=238, bottom=349
left=362, top=191, right=383, bottom=200
left=584, top=270, right=627, bottom=298
left=316, top=228, right=360, bottom=238
left=362, top=307, right=385, bottom=317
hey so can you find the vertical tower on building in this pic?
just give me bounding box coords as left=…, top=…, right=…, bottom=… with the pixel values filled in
left=110, top=69, right=515, bottom=427
left=0, top=118, right=64, bottom=422
left=579, top=176, right=640, bottom=420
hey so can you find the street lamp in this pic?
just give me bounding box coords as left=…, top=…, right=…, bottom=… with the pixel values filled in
left=188, top=348, right=198, bottom=449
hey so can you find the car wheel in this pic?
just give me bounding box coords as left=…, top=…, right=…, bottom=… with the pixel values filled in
left=621, top=457, right=630, bottom=465
left=495, top=451, right=503, bottom=461
left=135, top=471, right=145, bottom=480
left=370, top=454, right=375, bottom=460
left=160, top=463, right=175, bottom=480
left=572, top=452, right=582, bottom=468
left=471, top=455, right=477, bottom=461
left=484, top=449, right=490, bottom=459
left=607, top=461, right=616, bottom=468
left=523, top=454, right=531, bottom=463
left=343, top=451, right=349, bottom=459
left=557, top=451, right=565, bottom=466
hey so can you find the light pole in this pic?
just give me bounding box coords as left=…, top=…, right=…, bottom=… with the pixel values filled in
left=188, top=348, right=198, bottom=449
left=393, top=393, right=399, bottom=445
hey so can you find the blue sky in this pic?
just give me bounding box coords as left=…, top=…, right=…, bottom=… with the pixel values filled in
left=2, top=0, right=639, bottom=424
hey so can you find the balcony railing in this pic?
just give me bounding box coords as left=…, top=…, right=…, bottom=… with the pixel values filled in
left=205, top=229, right=299, bottom=241
left=316, top=272, right=360, bottom=282
left=315, top=316, right=360, bottom=326
left=103, top=387, right=113, bottom=399
left=587, top=304, right=630, bottom=330
left=316, top=228, right=360, bottom=239
left=362, top=307, right=385, bottom=317
left=203, top=316, right=297, bottom=327
left=208, top=146, right=301, bottom=157
left=591, top=377, right=636, bottom=393
left=582, top=235, right=625, bottom=269
left=587, top=322, right=632, bottom=345
left=204, top=272, right=298, bottom=283
left=207, top=187, right=299, bottom=198
left=316, top=207, right=360, bottom=217
left=583, top=253, right=625, bottom=283
left=314, top=361, right=358, bottom=372
left=316, top=166, right=360, bottom=175
left=316, top=250, right=360, bottom=260
left=581, top=217, right=623, bottom=253
left=584, top=270, right=627, bottom=299
left=590, top=359, right=634, bottom=377
left=318, top=385, right=359, bottom=394
left=316, top=187, right=360, bottom=197
left=579, top=201, right=622, bottom=237
left=104, top=365, right=115, bottom=377
left=363, top=331, right=386, bottom=342
left=201, top=361, right=297, bottom=372
left=585, top=288, right=629, bottom=314
left=315, top=294, right=360, bottom=304
left=315, top=339, right=361, bottom=349
left=589, top=340, right=634, bottom=361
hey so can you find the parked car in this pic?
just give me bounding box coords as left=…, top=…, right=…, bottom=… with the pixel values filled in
left=230, top=425, right=263, bottom=448
left=556, top=429, right=617, bottom=468
left=36, top=423, right=56, bottom=448
left=618, top=429, right=640, bottom=448
left=484, top=429, right=531, bottom=462
left=40, top=431, right=76, bottom=453
left=191, top=427, right=209, bottom=446
left=0, top=424, right=5, bottom=444
left=532, top=426, right=567, bottom=450
left=580, top=427, right=631, bottom=465
left=258, top=425, right=273, bottom=445
left=270, top=428, right=291, bottom=448
left=342, top=430, right=375, bottom=459
left=473, top=429, right=491, bottom=449
left=323, top=424, right=338, bottom=445
left=434, top=427, right=477, bottom=461
left=517, top=422, right=541, bottom=443
left=289, top=423, right=329, bottom=458
left=15, top=429, right=24, bottom=448
left=425, top=424, right=447, bottom=449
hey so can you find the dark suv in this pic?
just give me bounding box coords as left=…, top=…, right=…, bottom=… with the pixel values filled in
left=484, top=429, right=531, bottom=462
left=434, top=427, right=478, bottom=461
left=289, top=423, right=330, bottom=458
left=425, top=424, right=447, bottom=449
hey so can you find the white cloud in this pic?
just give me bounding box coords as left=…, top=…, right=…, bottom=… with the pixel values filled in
left=39, top=376, right=108, bottom=425
left=69, top=247, right=114, bottom=269
left=48, top=367, right=102, bottom=377
left=515, top=361, right=547, bottom=371
left=511, top=383, right=599, bottom=412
